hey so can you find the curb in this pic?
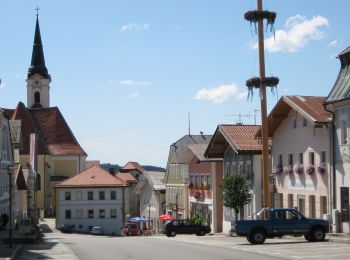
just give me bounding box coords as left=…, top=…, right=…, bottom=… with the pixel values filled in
left=3, top=244, right=23, bottom=260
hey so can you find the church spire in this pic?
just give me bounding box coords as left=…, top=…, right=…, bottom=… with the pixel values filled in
left=27, top=11, right=50, bottom=79
left=26, top=9, right=51, bottom=108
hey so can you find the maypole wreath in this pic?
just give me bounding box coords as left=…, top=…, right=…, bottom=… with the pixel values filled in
left=244, top=9, right=279, bottom=101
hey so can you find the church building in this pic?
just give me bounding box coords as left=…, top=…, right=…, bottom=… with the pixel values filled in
left=3, top=14, right=87, bottom=217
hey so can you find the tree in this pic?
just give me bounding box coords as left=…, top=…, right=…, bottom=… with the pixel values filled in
left=222, top=174, right=252, bottom=220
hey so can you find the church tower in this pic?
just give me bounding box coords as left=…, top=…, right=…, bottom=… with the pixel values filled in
left=26, top=12, right=51, bottom=108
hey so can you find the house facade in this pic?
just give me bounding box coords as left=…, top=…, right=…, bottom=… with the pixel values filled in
left=134, top=171, right=166, bottom=233
left=164, top=135, right=212, bottom=219
left=266, top=96, right=331, bottom=221
left=187, top=144, right=223, bottom=233
left=0, top=110, right=14, bottom=222
left=55, top=165, right=130, bottom=235
left=205, top=124, right=263, bottom=233
left=326, top=46, right=350, bottom=233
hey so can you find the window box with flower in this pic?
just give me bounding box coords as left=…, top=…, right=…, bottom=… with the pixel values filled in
left=294, top=163, right=304, bottom=175
left=194, top=190, right=202, bottom=200
left=317, top=163, right=326, bottom=174
left=275, top=165, right=283, bottom=175
left=306, top=164, right=315, bottom=175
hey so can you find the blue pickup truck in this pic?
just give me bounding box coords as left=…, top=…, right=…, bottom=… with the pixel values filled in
left=232, top=208, right=329, bottom=244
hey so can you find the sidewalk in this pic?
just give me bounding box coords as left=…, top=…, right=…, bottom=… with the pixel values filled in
left=13, top=218, right=78, bottom=260
left=0, top=243, right=22, bottom=260
left=328, top=232, right=350, bottom=244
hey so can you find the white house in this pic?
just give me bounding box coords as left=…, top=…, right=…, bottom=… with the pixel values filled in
left=264, top=96, right=331, bottom=219
left=55, top=165, right=130, bottom=235
left=325, top=46, right=350, bottom=233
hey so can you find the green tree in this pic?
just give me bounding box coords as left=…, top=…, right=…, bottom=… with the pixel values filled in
left=222, top=173, right=252, bottom=220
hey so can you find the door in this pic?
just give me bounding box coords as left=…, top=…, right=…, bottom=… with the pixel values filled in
left=340, top=187, right=349, bottom=222
left=297, top=196, right=305, bottom=216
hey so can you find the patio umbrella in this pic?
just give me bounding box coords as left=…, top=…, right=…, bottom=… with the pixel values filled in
left=129, top=216, right=150, bottom=223
left=159, top=214, right=176, bottom=221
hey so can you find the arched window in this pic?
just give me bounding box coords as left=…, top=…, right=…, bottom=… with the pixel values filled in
left=34, top=92, right=40, bottom=104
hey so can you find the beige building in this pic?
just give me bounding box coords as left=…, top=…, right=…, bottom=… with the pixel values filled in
left=266, top=96, right=331, bottom=219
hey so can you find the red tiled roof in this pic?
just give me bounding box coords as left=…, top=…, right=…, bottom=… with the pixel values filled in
left=85, top=160, right=101, bottom=168
left=285, top=96, right=331, bottom=123
left=121, top=161, right=144, bottom=174
left=205, top=124, right=262, bottom=158
left=56, top=165, right=127, bottom=188
left=3, top=102, right=86, bottom=156
left=116, top=172, right=137, bottom=183
left=257, top=96, right=332, bottom=137
left=220, top=125, right=262, bottom=151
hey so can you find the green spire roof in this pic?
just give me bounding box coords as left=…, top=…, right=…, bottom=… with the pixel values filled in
left=28, top=16, right=50, bottom=79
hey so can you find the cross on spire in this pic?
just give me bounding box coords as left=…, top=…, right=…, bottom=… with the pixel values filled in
left=35, top=6, right=40, bottom=17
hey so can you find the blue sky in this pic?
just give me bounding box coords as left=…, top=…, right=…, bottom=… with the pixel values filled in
left=1, top=0, right=349, bottom=167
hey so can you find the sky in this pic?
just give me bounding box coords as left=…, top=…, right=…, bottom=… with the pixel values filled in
left=1, top=0, right=350, bottom=167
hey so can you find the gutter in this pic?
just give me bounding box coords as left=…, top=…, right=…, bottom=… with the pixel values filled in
left=323, top=103, right=336, bottom=210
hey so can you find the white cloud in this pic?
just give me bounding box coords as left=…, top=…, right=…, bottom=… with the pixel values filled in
left=194, top=83, right=247, bottom=104
left=0, top=80, right=4, bottom=90
left=129, top=91, right=140, bottom=99
left=120, top=23, right=150, bottom=32
left=250, top=15, right=329, bottom=53
left=328, top=40, right=338, bottom=47
left=119, top=80, right=135, bottom=85
left=119, top=80, right=153, bottom=86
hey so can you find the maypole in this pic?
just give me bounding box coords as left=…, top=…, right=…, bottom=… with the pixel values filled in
left=244, top=0, right=279, bottom=211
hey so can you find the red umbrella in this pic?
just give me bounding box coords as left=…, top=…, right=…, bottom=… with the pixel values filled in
left=159, top=214, right=176, bottom=221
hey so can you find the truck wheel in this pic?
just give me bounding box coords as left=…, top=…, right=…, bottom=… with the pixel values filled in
left=310, top=227, right=325, bottom=242
left=250, top=230, right=266, bottom=244
left=197, top=230, right=206, bottom=236
left=246, top=236, right=253, bottom=243
left=304, top=234, right=312, bottom=242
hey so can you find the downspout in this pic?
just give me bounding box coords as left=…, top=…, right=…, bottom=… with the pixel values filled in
left=323, top=103, right=336, bottom=210
left=44, top=155, right=46, bottom=216
left=122, top=186, right=125, bottom=225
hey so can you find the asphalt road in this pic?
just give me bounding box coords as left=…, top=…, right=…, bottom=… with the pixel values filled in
left=16, top=230, right=350, bottom=260
left=62, top=234, right=281, bottom=260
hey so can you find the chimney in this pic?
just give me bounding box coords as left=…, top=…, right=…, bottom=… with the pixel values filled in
left=109, top=168, right=116, bottom=176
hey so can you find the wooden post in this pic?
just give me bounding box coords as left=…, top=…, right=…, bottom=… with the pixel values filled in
left=257, top=0, right=271, bottom=209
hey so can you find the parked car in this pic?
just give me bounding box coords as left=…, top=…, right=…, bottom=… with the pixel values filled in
left=121, top=223, right=140, bottom=236
left=60, top=224, right=74, bottom=233
left=90, top=226, right=104, bottom=235
left=163, top=220, right=211, bottom=237
left=233, top=208, right=329, bottom=244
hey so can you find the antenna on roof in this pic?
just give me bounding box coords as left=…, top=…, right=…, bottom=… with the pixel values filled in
left=188, top=113, right=191, bottom=136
